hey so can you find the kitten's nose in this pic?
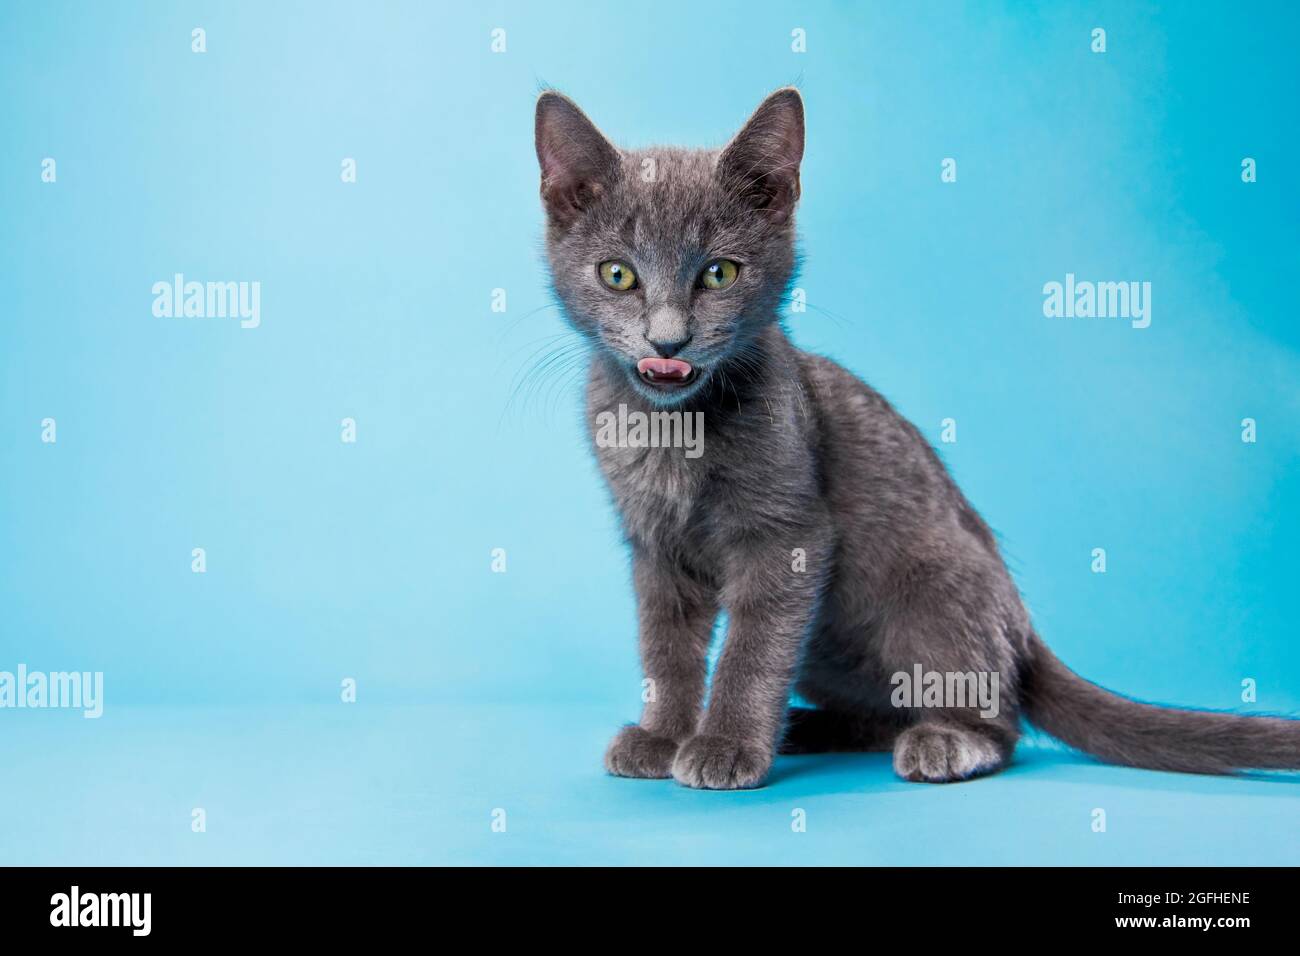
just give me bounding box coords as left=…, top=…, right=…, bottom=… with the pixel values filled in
left=645, top=305, right=691, bottom=358
left=647, top=334, right=692, bottom=358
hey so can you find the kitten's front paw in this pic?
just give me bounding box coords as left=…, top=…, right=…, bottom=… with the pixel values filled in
left=671, top=734, right=771, bottom=790
left=604, top=725, right=678, bottom=779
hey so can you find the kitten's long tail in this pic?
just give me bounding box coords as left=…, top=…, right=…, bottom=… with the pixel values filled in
left=1022, top=633, right=1300, bottom=773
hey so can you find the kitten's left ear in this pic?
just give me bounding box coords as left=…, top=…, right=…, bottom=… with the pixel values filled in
left=717, top=87, right=805, bottom=222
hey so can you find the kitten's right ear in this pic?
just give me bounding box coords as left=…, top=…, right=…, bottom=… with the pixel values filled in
left=535, top=92, right=621, bottom=228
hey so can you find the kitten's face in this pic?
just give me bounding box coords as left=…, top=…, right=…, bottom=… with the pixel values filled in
left=536, top=90, right=804, bottom=405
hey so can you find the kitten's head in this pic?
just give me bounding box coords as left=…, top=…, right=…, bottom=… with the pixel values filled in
left=535, top=88, right=804, bottom=405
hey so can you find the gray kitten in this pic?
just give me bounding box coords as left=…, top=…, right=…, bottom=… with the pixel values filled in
left=534, top=88, right=1299, bottom=789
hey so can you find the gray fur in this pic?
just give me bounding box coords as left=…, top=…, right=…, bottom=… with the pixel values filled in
left=535, top=88, right=1300, bottom=789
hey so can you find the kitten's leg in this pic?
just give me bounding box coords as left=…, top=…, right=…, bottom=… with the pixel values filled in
left=672, top=534, right=828, bottom=790
left=878, top=594, right=1022, bottom=783
left=604, top=548, right=718, bottom=779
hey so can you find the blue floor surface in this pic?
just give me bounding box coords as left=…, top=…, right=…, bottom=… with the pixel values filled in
left=2, top=702, right=1295, bottom=866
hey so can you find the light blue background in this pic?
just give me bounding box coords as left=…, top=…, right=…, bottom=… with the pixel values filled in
left=1, top=1, right=1296, bottom=865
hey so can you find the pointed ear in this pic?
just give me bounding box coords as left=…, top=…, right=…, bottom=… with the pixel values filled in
left=716, top=88, right=805, bottom=221
left=535, top=92, right=621, bottom=228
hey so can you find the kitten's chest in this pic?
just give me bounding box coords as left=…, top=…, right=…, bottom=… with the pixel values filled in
left=595, top=439, right=710, bottom=545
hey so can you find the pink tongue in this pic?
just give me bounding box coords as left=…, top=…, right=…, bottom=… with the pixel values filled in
left=637, top=357, right=693, bottom=380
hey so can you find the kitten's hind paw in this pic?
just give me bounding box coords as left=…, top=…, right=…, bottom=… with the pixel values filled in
left=892, top=723, right=1006, bottom=783
left=672, top=734, right=771, bottom=790
left=604, top=725, right=678, bottom=779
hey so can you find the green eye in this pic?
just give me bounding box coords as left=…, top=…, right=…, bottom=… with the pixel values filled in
left=700, top=259, right=739, bottom=290
left=599, top=261, right=637, bottom=291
